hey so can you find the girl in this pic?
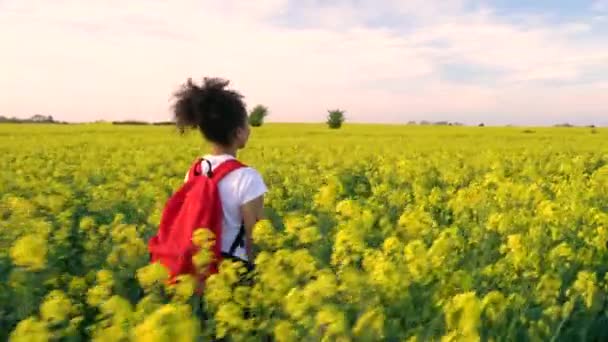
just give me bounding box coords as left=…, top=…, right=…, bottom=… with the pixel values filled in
left=173, top=77, right=267, bottom=268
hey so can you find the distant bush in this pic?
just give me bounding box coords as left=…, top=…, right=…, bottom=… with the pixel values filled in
left=522, top=129, right=536, bottom=134
left=112, top=121, right=149, bottom=125
left=0, top=115, right=59, bottom=124
left=327, top=109, right=346, bottom=129
left=249, top=105, right=269, bottom=127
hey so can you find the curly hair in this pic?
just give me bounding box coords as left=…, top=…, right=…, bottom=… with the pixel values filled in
left=172, top=77, right=247, bottom=146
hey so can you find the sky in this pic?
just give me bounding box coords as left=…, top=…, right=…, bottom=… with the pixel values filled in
left=1, top=0, right=607, bottom=126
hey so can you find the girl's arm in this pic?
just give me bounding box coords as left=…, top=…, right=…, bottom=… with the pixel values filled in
left=241, top=195, right=265, bottom=262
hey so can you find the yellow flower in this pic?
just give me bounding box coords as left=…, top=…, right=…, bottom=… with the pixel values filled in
left=9, top=317, right=50, bottom=342
left=290, top=249, right=318, bottom=279
left=336, top=199, right=360, bottom=218
left=298, top=226, right=322, bottom=245
left=481, top=291, right=506, bottom=323
left=169, top=275, right=196, bottom=301
left=314, top=180, right=340, bottom=211
left=505, top=234, right=522, bottom=252
left=79, top=216, right=96, bottom=230
left=274, top=320, right=297, bottom=342
left=300, top=270, right=338, bottom=307
left=331, top=227, right=365, bottom=268
left=397, top=207, right=434, bottom=239
left=136, top=262, right=169, bottom=290
left=316, top=305, right=347, bottom=337
left=284, top=214, right=307, bottom=236
left=444, top=292, right=482, bottom=340
left=284, top=289, right=310, bottom=320
left=352, top=308, right=385, bottom=340
left=192, top=246, right=213, bottom=273
left=569, top=271, right=604, bottom=313
left=535, top=274, right=562, bottom=305
left=549, top=242, right=573, bottom=260
left=87, top=285, right=112, bottom=307
left=134, top=294, right=163, bottom=319
left=92, top=296, right=134, bottom=341
left=382, top=236, right=401, bottom=255
left=204, top=260, right=247, bottom=308
left=133, top=303, right=199, bottom=342
left=232, top=285, right=250, bottom=308
left=537, top=200, right=555, bottom=220
left=10, top=234, right=47, bottom=271
left=40, top=290, right=72, bottom=324
left=100, top=295, right=133, bottom=319
left=192, top=228, right=215, bottom=249
left=97, top=269, right=115, bottom=287
left=215, top=302, right=251, bottom=338
left=93, top=325, right=130, bottom=342
left=253, top=219, right=281, bottom=249
left=404, top=240, right=427, bottom=262
left=68, top=276, right=88, bottom=298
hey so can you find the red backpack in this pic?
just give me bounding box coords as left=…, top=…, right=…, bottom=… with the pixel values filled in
left=148, top=158, right=245, bottom=288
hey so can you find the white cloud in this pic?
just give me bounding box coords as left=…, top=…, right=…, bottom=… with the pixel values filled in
left=0, top=0, right=606, bottom=124
left=593, top=0, right=608, bottom=12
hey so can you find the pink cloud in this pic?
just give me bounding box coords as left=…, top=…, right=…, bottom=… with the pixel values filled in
left=0, top=0, right=606, bottom=125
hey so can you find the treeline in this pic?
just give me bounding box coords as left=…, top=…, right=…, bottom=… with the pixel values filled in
left=0, top=115, right=68, bottom=124
left=1, top=115, right=600, bottom=128
left=554, top=123, right=596, bottom=128
left=407, top=120, right=466, bottom=126
left=110, top=120, right=174, bottom=126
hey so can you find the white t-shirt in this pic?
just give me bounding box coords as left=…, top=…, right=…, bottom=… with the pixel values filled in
left=184, top=154, right=267, bottom=261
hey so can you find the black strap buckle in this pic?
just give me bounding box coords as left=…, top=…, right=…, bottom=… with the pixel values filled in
left=228, top=223, right=246, bottom=255
left=194, top=158, right=213, bottom=177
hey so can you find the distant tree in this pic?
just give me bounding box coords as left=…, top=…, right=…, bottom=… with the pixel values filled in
left=31, top=114, right=51, bottom=122
left=478, top=123, right=485, bottom=127
left=248, top=105, right=269, bottom=127
left=327, top=109, right=345, bottom=129
left=406, top=120, right=417, bottom=125
left=111, top=120, right=149, bottom=125
left=420, top=120, right=431, bottom=125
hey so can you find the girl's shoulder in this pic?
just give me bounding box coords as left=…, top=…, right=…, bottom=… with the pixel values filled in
left=224, top=164, right=268, bottom=205
left=203, top=154, right=266, bottom=184
left=229, top=165, right=266, bottom=186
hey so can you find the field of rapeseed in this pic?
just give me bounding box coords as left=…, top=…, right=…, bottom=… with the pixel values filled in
left=1, top=123, right=607, bottom=341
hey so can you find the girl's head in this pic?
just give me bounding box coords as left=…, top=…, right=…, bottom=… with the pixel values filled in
left=173, top=77, right=250, bottom=150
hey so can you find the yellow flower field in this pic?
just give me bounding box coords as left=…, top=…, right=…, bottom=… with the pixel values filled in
left=1, top=123, right=607, bottom=341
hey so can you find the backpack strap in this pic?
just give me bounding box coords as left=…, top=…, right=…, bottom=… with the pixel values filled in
left=186, top=158, right=244, bottom=181
left=210, top=159, right=246, bottom=183
left=186, top=158, right=205, bottom=181
left=228, top=222, right=246, bottom=255
left=211, top=159, right=247, bottom=258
